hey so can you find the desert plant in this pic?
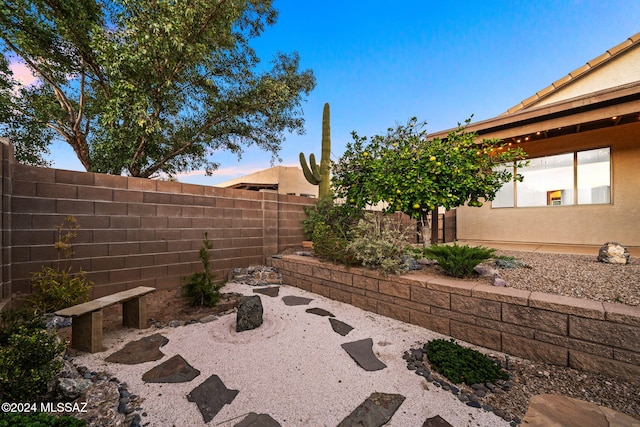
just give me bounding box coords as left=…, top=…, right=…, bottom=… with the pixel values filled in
left=426, top=338, right=508, bottom=385
left=347, top=213, right=412, bottom=275
left=182, top=232, right=223, bottom=307
left=27, top=216, right=92, bottom=315
left=310, top=222, right=357, bottom=265
left=300, top=102, right=332, bottom=198
left=0, top=325, right=66, bottom=402
left=421, top=242, right=496, bottom=278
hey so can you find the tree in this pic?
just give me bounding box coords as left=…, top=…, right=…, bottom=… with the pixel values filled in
left=332, top=118, right=527, bottom=244
left=0, top=0, right=315, bottom=177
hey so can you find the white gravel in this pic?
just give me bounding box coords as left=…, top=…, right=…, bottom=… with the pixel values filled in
left=72, top=282, right=513, bottom=427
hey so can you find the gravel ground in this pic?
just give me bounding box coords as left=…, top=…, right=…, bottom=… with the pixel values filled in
left=490, top=250, right=640, bottom=306
left=418, top=249, right=640, bottom=422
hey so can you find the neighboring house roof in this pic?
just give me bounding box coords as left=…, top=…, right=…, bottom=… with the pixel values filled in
left=504, top=32, right=640, bottom=114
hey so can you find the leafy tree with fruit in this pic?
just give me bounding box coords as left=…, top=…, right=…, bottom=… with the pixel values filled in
left=332, top=118, right=527, bottom=244
left=0, top=0, right=315, bottom=177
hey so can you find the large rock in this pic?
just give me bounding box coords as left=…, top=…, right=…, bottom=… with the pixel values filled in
left=75, top=380, right=125, bottom=427
left=54, top=378, right=93, bottom=401
left=236, top=295, right=264, bottom=332
left=597, top=242, right=630, bottom=264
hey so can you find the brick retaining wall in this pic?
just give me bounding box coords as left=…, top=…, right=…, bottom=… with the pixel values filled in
left=269, top=254, right=640, bottom=382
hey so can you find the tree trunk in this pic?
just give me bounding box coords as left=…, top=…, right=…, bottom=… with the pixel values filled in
left=431, top=209, right=439, bottom=245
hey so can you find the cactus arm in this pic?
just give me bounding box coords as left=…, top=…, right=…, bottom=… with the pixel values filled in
left=300, top=152, right=321, bottom=185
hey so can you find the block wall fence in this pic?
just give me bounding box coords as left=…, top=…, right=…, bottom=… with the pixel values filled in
left=269, top=255, right=640, bottom=382
left=0, top=139, right=315, bottom=300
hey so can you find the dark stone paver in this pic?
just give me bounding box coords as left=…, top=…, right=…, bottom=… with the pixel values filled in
left=281, top=296, right=313, bottom=306
left=142, top=354, right=200, bottom=383
left=234, top=412, right=281, bottom=427
left=187, top=374, right=239, bottom=423
left=105, top=333, right=168, bottom=364
left=305, top=307, right=334, bottom=317
left=337, top=392, right=405, bottom=427
left=341, top=338, right=387, bottom=371
left=422, top=414, right=454, bottom=427
left=253, top=287, right=280, bottom=297
left=329, top=318, right=354, bottom=336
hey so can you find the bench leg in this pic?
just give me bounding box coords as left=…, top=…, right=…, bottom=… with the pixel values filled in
left=123, top=295, right=149, bottom=329
left=71, top=311, right=103, bottom=353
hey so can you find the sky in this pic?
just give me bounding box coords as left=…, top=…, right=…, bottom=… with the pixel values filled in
left=10, top=1, right=640, bottom=185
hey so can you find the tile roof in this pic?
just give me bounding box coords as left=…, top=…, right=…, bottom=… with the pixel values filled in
left=503, top=32, right=640, bottom=115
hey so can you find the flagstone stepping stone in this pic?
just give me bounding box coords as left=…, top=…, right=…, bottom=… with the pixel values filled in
left=305, top=307, right=334, bottom=317
left=105, top=333, right=168, bottom=364
left=329, top=318, right=353, bottom=336
left=341, top=338, right=387, bottom=371
left=422, top=414, right=454, bottom=427
left=337, top=392, right=405, bottom=427
left=187, top=374, right=239, bottom=423
left=281, top=295, right=313, bottom=306
left=253, top=286, right=280, bottom=297
left=234, top=412, right=281, bottom=427
left=142, top=354, right=200, bottom=383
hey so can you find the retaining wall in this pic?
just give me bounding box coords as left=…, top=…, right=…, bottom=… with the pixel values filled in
left=0, top=139, right=315, bottom=300
left=269, top=254, right=640, bottom=382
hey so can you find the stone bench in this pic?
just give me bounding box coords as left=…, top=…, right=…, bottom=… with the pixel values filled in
left=55, top=286, right=156, bottom=353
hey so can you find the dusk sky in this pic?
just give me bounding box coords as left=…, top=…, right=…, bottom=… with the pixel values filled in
left=14, top=1, right=640, bottom=185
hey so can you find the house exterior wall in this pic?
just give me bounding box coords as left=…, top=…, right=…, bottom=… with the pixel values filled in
left=536, top=47, right=640, bottom=107
left=456, top=121, right=640, bottom=249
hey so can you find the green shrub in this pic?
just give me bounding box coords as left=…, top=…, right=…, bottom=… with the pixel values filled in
left=182, top=232, right=223, bottom=307
left=27, top=216, right=92, bottom=315
left=347, top=213, right=412, bottom=275
left=421, top=242, right=496, bottom=278
left=426, top=338, right=508, bottom=385
left=310, top=222, right=357, bottom=265
left=0, top=325, right=66, bottom=402
left=0, top=411, right=85, bottom=426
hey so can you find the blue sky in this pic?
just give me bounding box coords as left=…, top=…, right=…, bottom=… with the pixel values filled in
left=40, top=1, right=640, bottom=184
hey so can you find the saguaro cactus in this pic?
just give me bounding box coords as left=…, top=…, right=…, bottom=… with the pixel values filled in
left=300, top=102, right=331, bottom=198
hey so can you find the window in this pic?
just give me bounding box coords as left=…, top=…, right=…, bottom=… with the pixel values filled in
left=492, top=147, right=610, bottom=208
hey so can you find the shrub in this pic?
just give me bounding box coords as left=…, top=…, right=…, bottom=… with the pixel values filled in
left=421, top=242, right=496, bottom=278
left=426, top=338, right=508, bottom=385
left=0, top=325, right=66, bottom=402
left=182, top=232, right=223, bottom=307
left=0, top=411, right=85, bottom=426
left=27, top=216, right=92, bottom=315
left=346, top=213, right=412, bottom=275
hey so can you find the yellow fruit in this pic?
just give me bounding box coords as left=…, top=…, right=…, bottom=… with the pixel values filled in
left=363, top=151, right=369, bottom=157
left=436, top=162, right=441, bottom=166
left=429, top=156, right=436, bottom=161
left=396, top=189, right=401, bottom=194
left=349, top=198, right=355, bottom=203
left=413, top=203, right=420, bottom=209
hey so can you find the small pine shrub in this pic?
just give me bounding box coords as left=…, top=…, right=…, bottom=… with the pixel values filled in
left=421, top=242, right=496, bottom=278
left=0, top=325, right=66, bottom=402
left=27, top=216, right=92, bottom=315
left=0, top=411, right=85, bottom=426
left=347, top=213, right=412, bottom=275
left=182, top=232, right=223, bottom=307
left=426, top=338, right=508, bottom=385
left=310, top=222, right=357, bottom=265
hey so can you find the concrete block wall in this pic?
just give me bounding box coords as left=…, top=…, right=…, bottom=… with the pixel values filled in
left=270, top=254, right=640, bottom=382
left=2, top=144, right=313, bottom=299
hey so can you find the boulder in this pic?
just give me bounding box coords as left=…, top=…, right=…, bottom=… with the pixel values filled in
left=54, top=377, right=93, bottom=400
left=597, top=242, right=630, bottom=265
left=236, top=295, right=263, bottom=332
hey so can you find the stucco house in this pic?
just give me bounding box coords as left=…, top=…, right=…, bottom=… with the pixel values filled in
left=216, top=165, right=318, bottom=198
left=429, top=32, right=640, bottom=254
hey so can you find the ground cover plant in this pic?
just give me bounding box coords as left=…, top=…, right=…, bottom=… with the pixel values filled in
left=0, top=411, right=86, bottom=427
left=419, top=242, right=497, bottom=278
left=426, top=338, right=509, bottom=385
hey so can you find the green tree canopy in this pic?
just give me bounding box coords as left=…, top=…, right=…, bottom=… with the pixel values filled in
left=332, top=118, right=527, bottom=242
left=0, top=0, right=315, bottom=177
